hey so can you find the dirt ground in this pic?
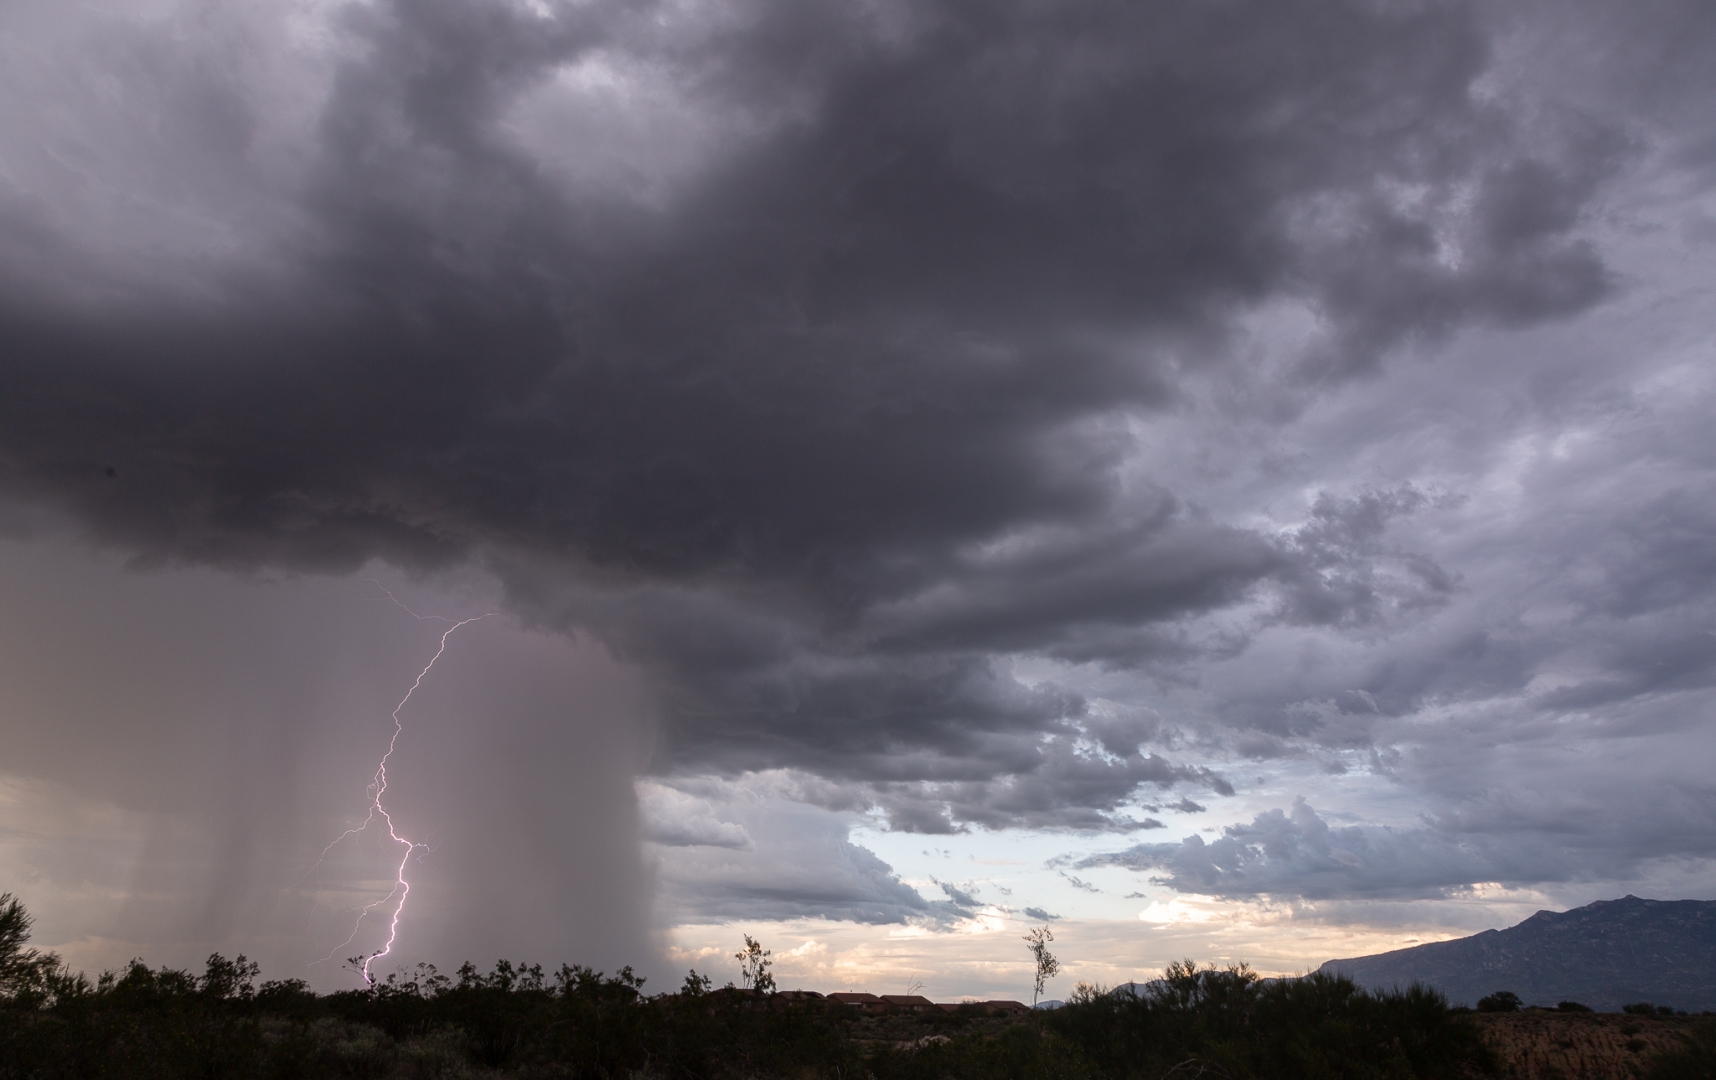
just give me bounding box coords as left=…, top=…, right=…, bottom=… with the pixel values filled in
left=1471, top=1010, right=1701, bottom=1080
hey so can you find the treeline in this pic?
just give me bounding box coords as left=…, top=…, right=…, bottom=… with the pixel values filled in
left=2, top=893, right=1709, bottom=1079
left=1, top=955, right=1494, bottom=1080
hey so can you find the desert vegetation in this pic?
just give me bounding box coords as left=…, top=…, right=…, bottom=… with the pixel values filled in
left=1468, top=1009, right=1716, bottom=1080
left=3, top=893, right=1712, bottom=1079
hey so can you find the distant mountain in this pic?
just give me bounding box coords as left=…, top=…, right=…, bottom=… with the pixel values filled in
left=1318, top=895, right=1716, bottom=1012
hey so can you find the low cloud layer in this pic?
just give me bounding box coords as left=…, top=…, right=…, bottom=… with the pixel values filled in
left=644, top=791, right=939, bottom=926
left=1078, top=785, right=1716, bottom=902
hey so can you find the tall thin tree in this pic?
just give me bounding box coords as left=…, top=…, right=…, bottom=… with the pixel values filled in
left=1024, top=925, right=1060, bottom=1007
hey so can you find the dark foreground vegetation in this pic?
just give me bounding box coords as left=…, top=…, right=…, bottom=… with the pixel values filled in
left=1470, top=1009, right=1716, bottom=1080
left=1, top=958, right=1494, bottom=1080
left=3, top=897, right=1712, bottom=1080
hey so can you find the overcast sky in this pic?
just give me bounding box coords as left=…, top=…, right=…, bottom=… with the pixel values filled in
left=1, top=0, right=1713, bottom=999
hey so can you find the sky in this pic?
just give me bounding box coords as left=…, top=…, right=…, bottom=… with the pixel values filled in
left=1, top=0, right=1714, bottom=1002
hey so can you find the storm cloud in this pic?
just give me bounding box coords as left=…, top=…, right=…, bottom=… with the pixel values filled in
left=1, top=0, right=1714, bottom=953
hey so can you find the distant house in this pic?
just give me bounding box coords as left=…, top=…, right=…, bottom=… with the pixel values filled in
left=772, top=990, right=825, bottom=1005
left=826, top=992, right=1027, bottom=1017
left=707, top=986, right=769, bottom=1008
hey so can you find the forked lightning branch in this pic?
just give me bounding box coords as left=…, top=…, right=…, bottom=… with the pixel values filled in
left=310, top=590, right=494, bottom=985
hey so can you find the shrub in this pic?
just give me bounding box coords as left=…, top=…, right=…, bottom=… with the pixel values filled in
left=1477, top=991, right=1523, bottom=1013
left=1643, top=1019, right=1716, bottom=1080
left=1030, top=963, right=1494, bottom=1080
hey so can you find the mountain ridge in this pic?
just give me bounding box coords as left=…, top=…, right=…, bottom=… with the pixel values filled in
left=1317, top=895, right=1716, bottom=1011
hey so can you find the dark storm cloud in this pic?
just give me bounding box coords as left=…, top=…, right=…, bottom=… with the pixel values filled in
left=0, top=0, right=1689, bottom=840
left=1194, top=380, right=1716, bottom=755
left=1271, top=488, right=1460, bottom=630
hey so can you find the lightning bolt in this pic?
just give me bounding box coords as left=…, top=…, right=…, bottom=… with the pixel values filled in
left=309, top=586, right=494, bottom=986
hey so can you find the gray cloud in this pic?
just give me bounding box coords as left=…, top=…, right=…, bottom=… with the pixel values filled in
left=0, top=6, right=1628, bottom=662
left=1078, top=790, right=1716, bottom=902
left=1, top=0, right=1713, bottom=932
left=1269, top=488, right=1460, bottom=630
left=1078, top=799, right=1492, bottom=900
left=936, top=880, right=983, bottom=910
left=1059, top=873, right=1101, bottom=894
left=653, top=808, right=934, bottom=925
left=639, top=786, right=753, bottom=849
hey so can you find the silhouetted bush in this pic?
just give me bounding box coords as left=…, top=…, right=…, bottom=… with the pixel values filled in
left=0, top=896, right=1499, bottom=1080
left=1627, top=1002, right=1683, bottom=1018
left=0, top=957, right=1502, bottom=1080
left=0, top=954, right=875, bottom=1080
left=1024, top=962, right=1495, bottom=1080
left=1556, top=1000, right=1592, bottom=1012
left=1477, top=991, right=1522, bottom=1013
